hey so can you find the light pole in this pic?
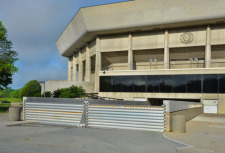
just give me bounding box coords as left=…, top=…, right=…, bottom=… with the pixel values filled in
left=38, top=81, right=45, bottom=98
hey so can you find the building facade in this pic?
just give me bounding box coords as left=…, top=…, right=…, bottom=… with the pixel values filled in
left=55, top=0, right=225, bottom=114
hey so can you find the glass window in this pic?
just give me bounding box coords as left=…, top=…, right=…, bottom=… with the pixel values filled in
left=186, top=75, right=201, bottom=93
left=203, top=74, right=218, bottom=93
left=147, top=75, right=160, bottom=92
left=219, top=74, right=225, bottom=93
left=134, top=76, right=146, bottom=92
left=121, top=76, right=134, bottom=92
left=159, top=75, right=173, bottom=93
left=111, top=76, right=122, bottom=92
left=100, top=76, right=112, bottom=92
left=173, top=75, right=187, bottom=93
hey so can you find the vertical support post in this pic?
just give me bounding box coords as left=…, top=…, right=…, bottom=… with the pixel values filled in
left=164, top=29, right=169, bottom=69
left=205, top=25, right=211, bottom=68
left=72, top=52, right=77, bottom=81
left=78, top=50, right=83, bottom=81
left=128, top=33, right=133, bottom=70
left=68, top=58, right=72, bottom=81
left=86, top=44, right=91, bottom=82
left=80, top=101, right=89, bottom=127
left=95, top=36, right=101, bottom=93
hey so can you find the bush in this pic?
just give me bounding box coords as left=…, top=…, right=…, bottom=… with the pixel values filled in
left=42, top=91, right=52, bottom=97
left=53, top=86, right=86, bottom=98
left=20, top=80, right=41, bottom=98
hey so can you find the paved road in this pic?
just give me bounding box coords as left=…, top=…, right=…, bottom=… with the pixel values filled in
left=0, top=113, right=185, bottom=153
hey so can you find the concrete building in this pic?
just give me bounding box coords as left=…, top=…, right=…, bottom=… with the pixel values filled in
left=52, top=0, right=225, bottom=114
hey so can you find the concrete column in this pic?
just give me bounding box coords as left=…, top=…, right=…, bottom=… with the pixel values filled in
left=205, top=25, right=211, bottom=68
left=164, top=29, right=169, bottom=69
left=85, top=44, right=91, bottom=82
left=72, top=52, right=77, bottom=81
left=95, top=36, right=101, bottom=93
left=68, top=58, right=72, bottom=81
left=78, top=50, right=83, bottom=81
left=128, top=33, right=133, bottom=70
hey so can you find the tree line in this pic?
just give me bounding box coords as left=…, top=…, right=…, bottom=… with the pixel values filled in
left=0, top=80, right=86, bottom=99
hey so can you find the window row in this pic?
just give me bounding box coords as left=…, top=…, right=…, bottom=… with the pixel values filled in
left=100, top=74, right=225, bottom=93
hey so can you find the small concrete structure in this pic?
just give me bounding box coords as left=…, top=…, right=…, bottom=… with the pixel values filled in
left=9, top=107, right=22, bottom=121
left=172, top=115, right=186, bottom=133
left=163, top=100, right=203, bottom=132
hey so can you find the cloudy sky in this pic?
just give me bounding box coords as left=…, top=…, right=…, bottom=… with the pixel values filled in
left=0, top=0, right=128, bottom=89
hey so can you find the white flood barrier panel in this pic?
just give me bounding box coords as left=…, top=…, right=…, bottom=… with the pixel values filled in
left=87, top=105, right=165, bottom=132
left=24, top=102, right=84, bottom=126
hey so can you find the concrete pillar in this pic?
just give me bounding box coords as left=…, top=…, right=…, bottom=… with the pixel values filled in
left=205, top=25, right=211, bottom=68
left=72, top=52, right=77, bottom=81
left=78, top=50, right=83, bottom=81
left=128, top=33, right=133, bottom=70
left=95, top=36, right=101, bottom=93
left=164, top=29, right=169, bottom=69
left=85, top=44, right=91, bottom=82
left=172, top=115, right=186, bottom=133
left=68, top=58, right=72, bottom=81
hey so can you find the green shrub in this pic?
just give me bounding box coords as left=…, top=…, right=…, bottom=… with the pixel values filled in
left=42, top=91, right=52, bottom=97
left=53, top=86, right=86, bottom=98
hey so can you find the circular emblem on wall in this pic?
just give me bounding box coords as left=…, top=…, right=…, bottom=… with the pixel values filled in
left=180, top=32, right=194, bottom=44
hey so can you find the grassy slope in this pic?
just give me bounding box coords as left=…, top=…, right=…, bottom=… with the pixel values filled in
left=0, top=98, right=22, bottom=114
left=0, top=98, right=22, bottom=102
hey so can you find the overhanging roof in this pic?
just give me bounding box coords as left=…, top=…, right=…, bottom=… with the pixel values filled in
left=56, top=0, right=225, bottom=57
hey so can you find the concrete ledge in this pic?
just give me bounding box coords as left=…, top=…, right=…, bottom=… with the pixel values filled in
left=166, top=107, right=203, bottom=132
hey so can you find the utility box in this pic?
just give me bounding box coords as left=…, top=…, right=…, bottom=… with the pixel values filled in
left=203, top=100, right=218, bottom=114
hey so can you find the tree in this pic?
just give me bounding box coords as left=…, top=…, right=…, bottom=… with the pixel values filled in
left=42, top=91, right=52, bottom=97
left=20, top=80, right=41, bottom=98
left=9, top=89, right=21, bottom=98
left=0, top=21, right=18, bottom=89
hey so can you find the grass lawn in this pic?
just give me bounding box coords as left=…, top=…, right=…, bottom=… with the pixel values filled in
left=0, top=98, right=22, bottom=114
left=0, top=103, right=10, bottom=114
left=0, top=98, right=22, bottom=103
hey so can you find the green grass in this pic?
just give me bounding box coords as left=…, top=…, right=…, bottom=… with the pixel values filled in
left=0, top=98, right=22, bottom=114
left=0, top=98, right=22, bottom=103
left=0, top=103, right=10, bottom=114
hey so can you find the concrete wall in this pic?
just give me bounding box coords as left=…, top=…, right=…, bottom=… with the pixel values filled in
left=56, top=0, right=225, bottom=57
left=163, top=100, right=203, bottom=132
left=163, top=100, right=202, bottom=113
left=42, top=80, right=95, bottom=94
left=166, top=107, right=203, bottom=132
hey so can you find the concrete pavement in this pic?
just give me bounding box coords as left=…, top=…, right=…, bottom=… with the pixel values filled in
left=0, top=113, right=185, bottom=153
left=165, top=114, right=225, bottom=153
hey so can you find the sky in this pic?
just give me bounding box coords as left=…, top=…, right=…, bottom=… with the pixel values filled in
left=0, top=0, right=128, bottom=89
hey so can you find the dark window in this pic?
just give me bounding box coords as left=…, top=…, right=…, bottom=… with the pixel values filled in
left=134, top=76, right=146, bottom=92
left=203, top=74, right=218, bottom=93
left=219, top=74, right=225, bottom=93
left=100, top=76, right=112, bottom=92
left=159, top=75, right=173, bottom=93
left=121, top=76, right=134, bottom=92
left=147, top=75, right=160, bottom=92
left=186, top=75, right=201, bottom=93
left=173, top=75, right=187, bottom=93
left=111, top=76, right=122, bottom=92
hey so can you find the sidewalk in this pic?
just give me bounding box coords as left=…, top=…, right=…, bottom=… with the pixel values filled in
left=165, top=113, right=225, bottom=153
